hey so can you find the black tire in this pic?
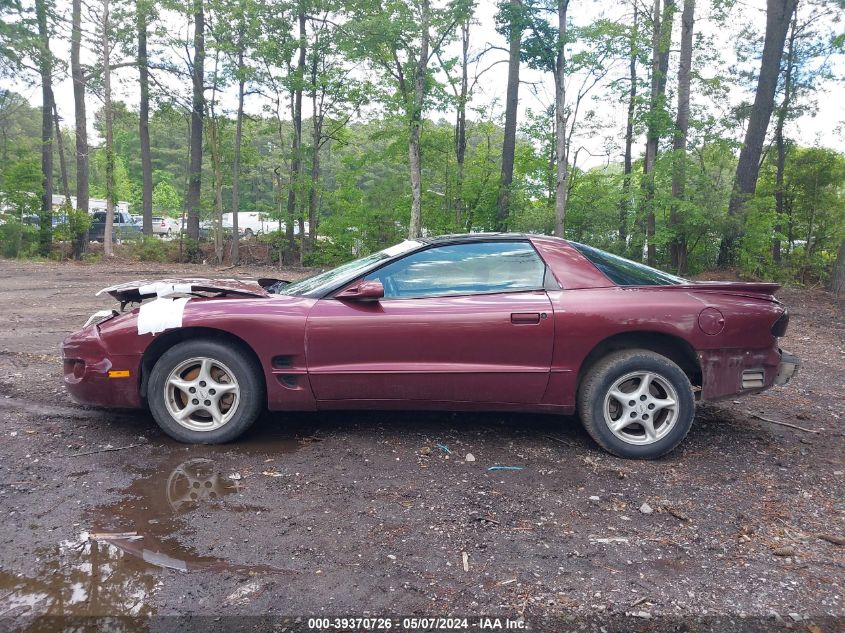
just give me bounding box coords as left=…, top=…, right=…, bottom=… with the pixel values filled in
left=577, top=349, right=695, bottom=459
left=147, top=338, right=265, bottom=444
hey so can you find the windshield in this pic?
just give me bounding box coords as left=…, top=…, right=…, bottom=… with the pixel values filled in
left=277, top=240, right=422, bottom=297
left=570, top=242, right=687, bottom=286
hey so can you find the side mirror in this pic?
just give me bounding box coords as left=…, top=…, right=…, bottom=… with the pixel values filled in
left=336, top=280, right=385, bottom=302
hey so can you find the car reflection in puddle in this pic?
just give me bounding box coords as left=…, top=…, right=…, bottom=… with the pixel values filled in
left=0, top=451, right=298, bottom=619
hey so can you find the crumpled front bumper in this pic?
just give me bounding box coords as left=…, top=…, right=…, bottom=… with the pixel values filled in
left=62, top=325, right=144, bottom=408
left=775, top=351, right=799, bottom=386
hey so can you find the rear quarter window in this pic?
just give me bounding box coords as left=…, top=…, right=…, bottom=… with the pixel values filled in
left=570, top=242, right=687, bottom=286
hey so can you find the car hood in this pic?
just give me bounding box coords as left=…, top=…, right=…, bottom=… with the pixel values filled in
left=97, top=278, right=270, bottom=303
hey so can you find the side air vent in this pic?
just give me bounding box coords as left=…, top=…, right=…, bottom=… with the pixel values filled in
left=272, top=355, right=294, bottom=369
left=742, top=369, right=765, bottom=390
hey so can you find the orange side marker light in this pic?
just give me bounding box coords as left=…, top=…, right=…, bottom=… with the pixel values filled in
left=108, top=370, right=131, bottom=379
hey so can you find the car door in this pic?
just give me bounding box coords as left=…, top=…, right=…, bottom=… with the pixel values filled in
left=305, top=240, right=555, bottom=405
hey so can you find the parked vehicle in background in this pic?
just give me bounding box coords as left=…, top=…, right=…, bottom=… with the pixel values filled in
left=129, top=215, right=175, bottom=237
left=222, top=212, right=277, bottom=237
left=21, top=213, right=74, bottom=228
left=178, top=218, right=234, bottom=240
left=152, top=217, right=176, bottom=237
left=63, top=234, right=798, bottom=459
left=89, top=211, right=142, bottom=242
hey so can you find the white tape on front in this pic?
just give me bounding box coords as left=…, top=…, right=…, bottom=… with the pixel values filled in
left=137, top=297, right=191, bottom=335
left=138, top=282, right=194, bottom=298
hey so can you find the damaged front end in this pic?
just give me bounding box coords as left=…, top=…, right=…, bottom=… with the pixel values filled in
left=97, top=278, right=272, bottom=305
left=65, top=277, right=280, bottom=408
left=89, top=278, right=277, bottom=336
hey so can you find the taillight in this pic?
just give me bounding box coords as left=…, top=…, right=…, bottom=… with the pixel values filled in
left=771, top=310, right=789, bottom=337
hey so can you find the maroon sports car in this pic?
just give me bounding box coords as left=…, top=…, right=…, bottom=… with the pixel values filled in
left=62, top=234, right=798, bottom=459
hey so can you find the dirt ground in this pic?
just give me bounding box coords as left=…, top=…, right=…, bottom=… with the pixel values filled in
left=0, top=258, right=843, bottom=632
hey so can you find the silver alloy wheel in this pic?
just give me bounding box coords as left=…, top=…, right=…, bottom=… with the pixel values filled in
left=602, top=371, right=679, bottom=445
left=164, top=357, right=240, bottom=432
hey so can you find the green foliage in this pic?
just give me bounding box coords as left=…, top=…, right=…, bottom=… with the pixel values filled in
left=125, top=234, right=173, bottom=262
left=0, top=152, right=42, bottom=258
left=742, top=146, right=845, bottom=283
left=52, top=205, right=92, bottom=244
left=2, top=0, right=845, bottom=285
left=179, top=236, right=202, bottom=263
left=90, top=150, right=134, bottom=205
left=0, top=220, right=39, bottom=258
left=152, top=177, right=181, bottom=215
left=301, top=237, right=355, bottom=267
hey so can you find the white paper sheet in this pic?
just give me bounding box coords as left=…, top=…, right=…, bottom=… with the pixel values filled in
left=137, top=297, right=191, bottom=335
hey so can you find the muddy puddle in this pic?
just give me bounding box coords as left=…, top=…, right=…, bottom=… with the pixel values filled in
left=1, top=432, right=305, bottom=621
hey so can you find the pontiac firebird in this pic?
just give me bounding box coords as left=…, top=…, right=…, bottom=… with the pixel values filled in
left=62, top=234, right=799, bottom=459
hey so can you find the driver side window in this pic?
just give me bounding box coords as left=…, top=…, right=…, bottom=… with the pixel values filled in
left=364, top=241, right=546, bottom=299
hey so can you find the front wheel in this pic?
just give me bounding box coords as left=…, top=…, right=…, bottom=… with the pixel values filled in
left=577, top=350, right=695, bottom=459
left=147, top=339, right=265, bottom=443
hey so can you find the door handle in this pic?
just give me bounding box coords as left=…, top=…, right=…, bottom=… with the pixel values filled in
left=511, top=312, right=541, bottom=324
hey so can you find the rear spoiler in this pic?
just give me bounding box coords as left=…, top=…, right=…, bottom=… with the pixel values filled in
left=666, top=281, right=781, bottom=300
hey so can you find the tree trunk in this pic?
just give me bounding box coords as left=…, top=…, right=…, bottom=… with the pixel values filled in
left=137, top=0, right=153, bottom=236
left=408, top=117, right=423, bottom=239
left=285, top=9, right=306, bottom=263
left=669, top=0, right=694, bottom=274
left=231, top=64, right=245, bottom=265
left=35, top=0, right=53, bottom=257
left=831, top=237, right=845, bottom=294
left=772, top=13, right=796, bottom=265
left=53, top=103, right=71, bottom=202
left=496, top=0, right=521, bottom=230
left=455, top=19, right=469, bottom=228
left=307, top=111, right=321, bottom=253
left=102, top=0, right=115, bottom=257
left=643, top=0, right=675, bottom=265
left=619, top=2, right=637, bottom=247
left=53, top=103, right=71, bottom=260
left=208, top=118, right=224, bottom=264
left=185, top=0, right=204, bottom=242
left=407, top=0, right=430, bottom=240
left=307, top=51, right=321, bottom=256
left=553, top=0, right=569, bottom=238
left=718, top=0, right=797, bottom=268
left=71, top=0, right=88, bottom=260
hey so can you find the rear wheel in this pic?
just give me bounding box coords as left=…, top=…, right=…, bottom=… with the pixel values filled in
left=577, top=350, right=694, bottom=459
left=148, top=339, right=264, bottom=443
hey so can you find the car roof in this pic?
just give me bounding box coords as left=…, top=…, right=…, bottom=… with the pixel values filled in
left=418, top=232, right=543, bottom=245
